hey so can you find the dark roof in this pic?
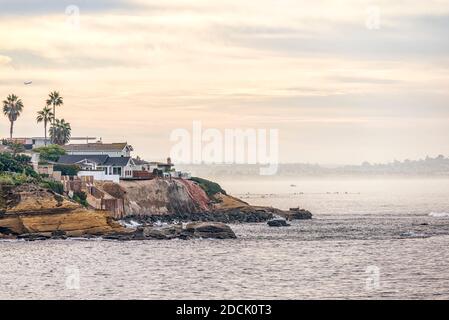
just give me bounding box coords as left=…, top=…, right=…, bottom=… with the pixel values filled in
left=104, top=157, right=131, bottom=167
left=62, top=142, right=130, bottom=152
left=57, top=155, right=130, bottom=167
left=57, top=155, right=109, bottom=165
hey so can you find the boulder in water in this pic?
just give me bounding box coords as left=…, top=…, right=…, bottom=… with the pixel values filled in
left=184, top=222, right=237, bottom=239
left=267, top=218, right=291, bottom=227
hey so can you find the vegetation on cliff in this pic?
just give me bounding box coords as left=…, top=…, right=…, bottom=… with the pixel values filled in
left=0, top=153, right=36, bottom=177
left=0, top=152, right=63, bottom=194
left=190, top=177, right=226, bottom=197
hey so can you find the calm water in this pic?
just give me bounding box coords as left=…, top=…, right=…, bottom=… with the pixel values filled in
left=1, top=177, right=449, bottom=299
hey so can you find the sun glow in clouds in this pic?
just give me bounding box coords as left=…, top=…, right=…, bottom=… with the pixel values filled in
left=1, top=0, right=449, bottom=164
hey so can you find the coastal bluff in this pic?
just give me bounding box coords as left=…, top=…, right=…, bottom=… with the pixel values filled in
left=94, top=178, right=313, bottom=223
left=0, top=178, right=312, bottom=240
left=0, top=183, right=126, bottom=239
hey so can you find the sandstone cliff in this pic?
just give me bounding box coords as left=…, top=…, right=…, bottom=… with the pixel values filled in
left=0, top=184, right=126, bottom=239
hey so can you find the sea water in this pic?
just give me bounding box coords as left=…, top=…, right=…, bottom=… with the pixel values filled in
left=1, top=177, right=449, bottom=299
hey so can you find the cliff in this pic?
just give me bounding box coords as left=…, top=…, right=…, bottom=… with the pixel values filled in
left=0, top=183, right=126, bottom=239
left=95, top=178, right=312, bottom=223
left=97, top=179, right=210, bottom=217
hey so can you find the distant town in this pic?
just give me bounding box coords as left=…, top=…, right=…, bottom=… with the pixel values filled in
left=178, top=155, right=449, bottom=178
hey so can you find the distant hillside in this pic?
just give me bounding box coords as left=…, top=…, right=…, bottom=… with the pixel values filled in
left=177, top=155, right=449, bottom=178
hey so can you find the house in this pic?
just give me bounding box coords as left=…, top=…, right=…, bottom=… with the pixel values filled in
left=63, top=142, right=133, bottom=157
left=131, top=157, right=176, bottom=174
left=30, top=137, right=52, bottom=148
left=3, top=137, right=95, bottom=149
left=57, top=154, right=135, bottom=180
left=58, top=142, right=180, bottom=181
left=4, top=136, right=51, bottom=149
left=147, top=157, right=175, bottom=173
left=3, top=137, right=34, bottom=149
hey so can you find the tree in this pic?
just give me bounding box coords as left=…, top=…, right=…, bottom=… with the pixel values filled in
left=2, top=94, right=24, bottom=139
left=49, top=119, right=71, bottom=145
left=46, top=91, right=63, bottom=143
left=36, top=106, right=54, bottom=146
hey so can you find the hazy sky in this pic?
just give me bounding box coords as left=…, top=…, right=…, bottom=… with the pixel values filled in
left=1, top=0, right=448, bottom=164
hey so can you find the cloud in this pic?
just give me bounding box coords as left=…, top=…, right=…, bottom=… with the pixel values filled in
left=0, top=0, right=142, bottom=15
left=0, top=55, right=12, bottom=65
left=0, top=1, right=449, bottom=162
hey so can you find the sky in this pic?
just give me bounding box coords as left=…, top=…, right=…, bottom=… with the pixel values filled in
left=0, top=0, right=449, bottom=164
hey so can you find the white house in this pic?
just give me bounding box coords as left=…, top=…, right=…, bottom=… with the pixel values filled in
left=56, top=154, right=135, bottom=179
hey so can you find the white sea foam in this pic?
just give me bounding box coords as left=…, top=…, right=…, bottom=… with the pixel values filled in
left=119, top=220, right=142, bottom=228
left=429, top=212, right=449, bottom=218
left=400, top=231, right=427, bottom=238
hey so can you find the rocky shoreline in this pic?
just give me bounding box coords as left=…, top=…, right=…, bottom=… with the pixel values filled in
left=105, top=222, right=237, bottom=241
left=0, top=181, right=312, bottom=241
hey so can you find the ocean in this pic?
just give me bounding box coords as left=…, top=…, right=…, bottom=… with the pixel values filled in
left=1, top=177, right=449, bottom=299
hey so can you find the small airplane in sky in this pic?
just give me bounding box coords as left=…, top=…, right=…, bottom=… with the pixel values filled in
left=24, top=80, right=32, bottom=85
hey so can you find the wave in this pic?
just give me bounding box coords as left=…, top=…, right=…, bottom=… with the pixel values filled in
left=429, top=212, right=449, bottom=218
left=119, top=219, right=142, bottom=228
left=400, top=231, right=427, bottom=238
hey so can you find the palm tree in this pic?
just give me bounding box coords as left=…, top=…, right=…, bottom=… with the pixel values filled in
left=2, top=94, right=24, bottom=139
left=36, top=106, right=54, bottom=146
left=46, top=91, right=63, bottom=142
left=49, top=119, right=71, bottom=145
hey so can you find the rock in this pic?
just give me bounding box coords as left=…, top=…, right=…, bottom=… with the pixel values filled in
left=143, top=227, right=170, bottom=240
left=102, top=223, right=236, bottom=241
left=184, top=222, right=237, bottom=239
left=51, top=230, right=67, bottom=239
left=17, top=233, right=52, bottom=241
left=278, top=207, right=313, bottom=220
left=267, top=218, right=291, bottom=227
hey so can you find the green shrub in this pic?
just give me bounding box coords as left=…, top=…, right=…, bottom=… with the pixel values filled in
left=73, top=191, right=88, bottom=207
left=190, top=177, right=226, bottom=197
left=0, top=173, right=15, bottom=185
left=0, top=172, right=37, bottom=186
left=0, top=152, right=32, bottom=173
left=40, top=179, right=64, bottom=194
left=53, top=164, right=80, bottom=176
left=33, top=145, right=66, bottom=162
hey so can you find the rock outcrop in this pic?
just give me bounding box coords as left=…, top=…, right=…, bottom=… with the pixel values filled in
left=94, top=178, right=312, bottom=223
left=184, top=222, right=237, bottom=239
left=278, top=207, right=313, bottom=220
left=97, top=179, right=210, bottom=218
left=0, top=184, right=126, bottom=239
left=104, top=222, right=236, bottom=240
left=267, top=218, right=291, bottom=227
